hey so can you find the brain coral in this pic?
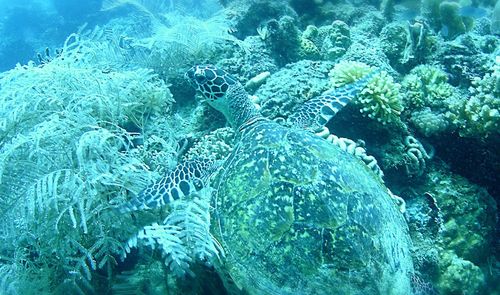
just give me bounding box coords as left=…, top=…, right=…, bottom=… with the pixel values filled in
left=329, top=61, right=403, bottom=124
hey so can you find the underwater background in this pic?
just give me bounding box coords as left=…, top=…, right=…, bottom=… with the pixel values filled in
left=0, top=0, right=498, bottom=294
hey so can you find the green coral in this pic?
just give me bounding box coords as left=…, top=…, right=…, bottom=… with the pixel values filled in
left=301, top=21, right=351, bottom=62
left=437, top=251, right=486, bottom=294
left=450, top=57, right=500, bottom=138
left=402, top=65, right=455, bottom=109
left=329, top=61, right=403, bottom=124
left=329, top=60, right=372, bottom=86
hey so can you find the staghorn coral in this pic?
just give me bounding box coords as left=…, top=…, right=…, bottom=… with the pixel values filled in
left=329, top=61, right=403, bottom=124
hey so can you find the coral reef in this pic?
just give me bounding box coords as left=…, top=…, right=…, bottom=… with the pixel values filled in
left=329, top=61, right=403, bottom=124
left=0, top=30, right=178, bottom=293
left=254, top=60, right=334, bottom=119
left=400, top=64, right=459, bottom=137
left=450, top=57, right=500, bottom=139
left=184, top=127, right=235, bottom=161
left=402, top=162, right=497, bottom=294
left=0, top=0, right=499, bottom=293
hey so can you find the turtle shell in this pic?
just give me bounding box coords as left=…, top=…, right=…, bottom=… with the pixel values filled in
left=212, top=121, right=413, bottom=295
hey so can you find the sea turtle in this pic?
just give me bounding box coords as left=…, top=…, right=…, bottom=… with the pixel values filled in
left=119, top=65, right=414, bottom=294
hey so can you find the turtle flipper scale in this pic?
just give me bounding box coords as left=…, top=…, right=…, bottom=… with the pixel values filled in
left=118, top=158, right=215, bottom=213
left=288, top=69, right=380, bottom=131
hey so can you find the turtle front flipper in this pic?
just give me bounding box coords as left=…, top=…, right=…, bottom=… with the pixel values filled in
left=287, top=69, right=380, bottom=131
left=118, top=158, right=217, bottom=213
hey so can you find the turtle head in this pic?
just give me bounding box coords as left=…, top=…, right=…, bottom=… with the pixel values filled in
left=185, top=65, right=238, bottom=111
left=185, top=64, right=262, bottom=130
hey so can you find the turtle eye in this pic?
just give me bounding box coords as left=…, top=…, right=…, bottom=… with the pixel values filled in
left=195, top=72, right=207, bottom=85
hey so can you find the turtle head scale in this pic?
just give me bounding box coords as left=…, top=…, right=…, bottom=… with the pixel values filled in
left=185, top=64, right=237, bottom=102
left=185, top=64, right=262, bottom=131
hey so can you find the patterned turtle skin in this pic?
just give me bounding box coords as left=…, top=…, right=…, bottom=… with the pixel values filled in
left=186, top=65, right=414, bottom=294
left=121, top=65, right=414, bottom=294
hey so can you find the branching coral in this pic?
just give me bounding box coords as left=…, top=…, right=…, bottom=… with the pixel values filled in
left=401, top=65, right=458, bottom=136
left=402, top=65, right=455, bottom=109
left=451, top=57, right=500, bottom=138
left=329, top=61, right=403, bottom=124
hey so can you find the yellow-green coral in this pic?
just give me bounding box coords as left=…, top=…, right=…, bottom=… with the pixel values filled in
left=329, top=61, right=403, bottom=124
left=437, top=251, right=485, bottom=294
left=402, top=65, right=455, bottom=109
left=329, top=60, right=371, bottom=86
left=451, top=57, right=500, bottom=138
